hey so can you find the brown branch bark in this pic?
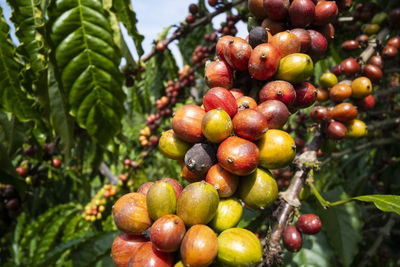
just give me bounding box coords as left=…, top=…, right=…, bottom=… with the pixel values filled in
left=258, top=129, right=322, bottom=266
left=141, top=0, right=246, bottom=62
left=358, top=27, right=390, bottom=63
left=98, top=162, right=118, bottom=185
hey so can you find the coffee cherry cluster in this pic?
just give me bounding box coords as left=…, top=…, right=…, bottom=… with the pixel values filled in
left=138, top=126, right=159, bottom=147
left=141, top=65, right=197, bottom=147
left=217, top=14, right=240, bottom=36
left=283, top=213, right=322, bottom=252
left=248, top=0, right=342, bottom=61
left=83, top=184, right=117, bottom=222
left=192, top=33, right=218, bottom=66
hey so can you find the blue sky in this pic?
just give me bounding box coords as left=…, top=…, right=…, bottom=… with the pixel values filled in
left=0, top=0, right=246, bottom=67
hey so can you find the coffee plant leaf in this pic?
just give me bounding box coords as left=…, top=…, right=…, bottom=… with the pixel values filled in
left=111, top=0, right=144, bottom=57
left=317, top=187, right=363, bottom=267
left=353, top=195, right=400, bottom=215
left=48, top=0, right=125, bottom=145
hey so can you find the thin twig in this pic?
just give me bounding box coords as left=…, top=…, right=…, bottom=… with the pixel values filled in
left=373, top=86, right=400, bottom=97
left=367, top=117, right=400, bottom=131
left=98, top=162, right=118, bottom=185
left=321, top=138, right=398, bottom=165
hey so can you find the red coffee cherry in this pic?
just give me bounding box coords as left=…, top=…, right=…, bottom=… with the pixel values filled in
left=283, top=225, right=303, bottom=252
left=296, top=214, right=322, bottom=235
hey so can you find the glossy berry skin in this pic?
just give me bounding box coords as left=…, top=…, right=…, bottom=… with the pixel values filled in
left=150, top=215, right=186, bottom=252
left=354, top=94, right=375, bottom=110
left=233, top=109, right=268, bottom=141
left=341, top=40, right=359, bottom=51
left=137, top=182, right=155, bottom=195
left=217, top=136, right=259, bottom=176
left=248, top=0, right=268, bottom=19
left=296, top=214, right=322, bottom=235
left=313, top=1, right=338, bottom=26
left=259, top=80, right=296, bottom=106
left=387, top=36, right=400, bottom=49
left=52, top=158, right=61, bottom=168
left=248, top=43, right=281, bottom=80
left=363, top=64, right=382, bottom=82
left=283, top=225, right=302, bottom=252
left=203, top=87, right=238, bottom=118
left=351, top=77, right=372, bottom=99
left=290, top=28, right=311, bottom=53
left=307, top=30, right=327, bottom=60
left=257, top=100, right=290, bottom=129
left=16, top=166, right=28, bottom=177
left=329, top=83, right=352, bottom=102
left=205, top=60, right=233, bottom=89
left=156, top=41, right=166, bottom=51
left=270, top=31, right=301, bottom=58
left=310, top=106, right=332, bottom=123
left=263, top=0, right=290, bottom=21
left=230, top=88, right=245, bottom=100
left=172, top=105, right=205, bottom=143
left=289, top=0, right=315, bottom=28
left=206, top=164, right=239, bottom=197
left=341, top=58, right=360, bottom=76
left=332, top=102, right=357, bottom=122
left=224, top=37, right=252, bottom=71
left=111, top=233, right=147, bottom=267
left=292, top=82, right=317, bottom=109
left=382, top=45, right=398, bottom=59
left=130, top=242, right=174, bottom=267
left=327, top=121, right=347, bottom=140
left=316, top=88, right=329, bottom=102
left=216, top=35, right=234, bottom=61
left=369, top=55, right=383, bottom=69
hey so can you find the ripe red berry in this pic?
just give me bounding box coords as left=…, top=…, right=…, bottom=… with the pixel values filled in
left=296, top=214, right=322, bottom=235
left=283, top=225, right=303, bottom=252
left=52, top=158, right=61, bottom=168
left=156, top=41, right=166, bottom=51
left=16, top=166, right=28, bottom=177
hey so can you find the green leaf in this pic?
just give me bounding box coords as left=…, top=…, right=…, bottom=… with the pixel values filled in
left=145, top=47, right=178, bottom=101
left=0, top=8, right=37, bottom=121
left=0, top=112, right=27, bottom=157
left=69, top=231, right=117, bottom=267
left=48, top=0, right=125, bottom=144
left=20, top=203, right=77, bottom=250
left=6, top=0, right=48, bottom=78
left=317, top=187, right=363, bottom=267
left=48, top=65, right=73, bottom=152
left=283, top=231, right=336, bottom=267
left=32, top=207, right=79, bottom=265
left=111, top=0, right=144, bottom=57
left=39, top=231, right=98, bottom=266
left=353, top=195, right=400, bottom=215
